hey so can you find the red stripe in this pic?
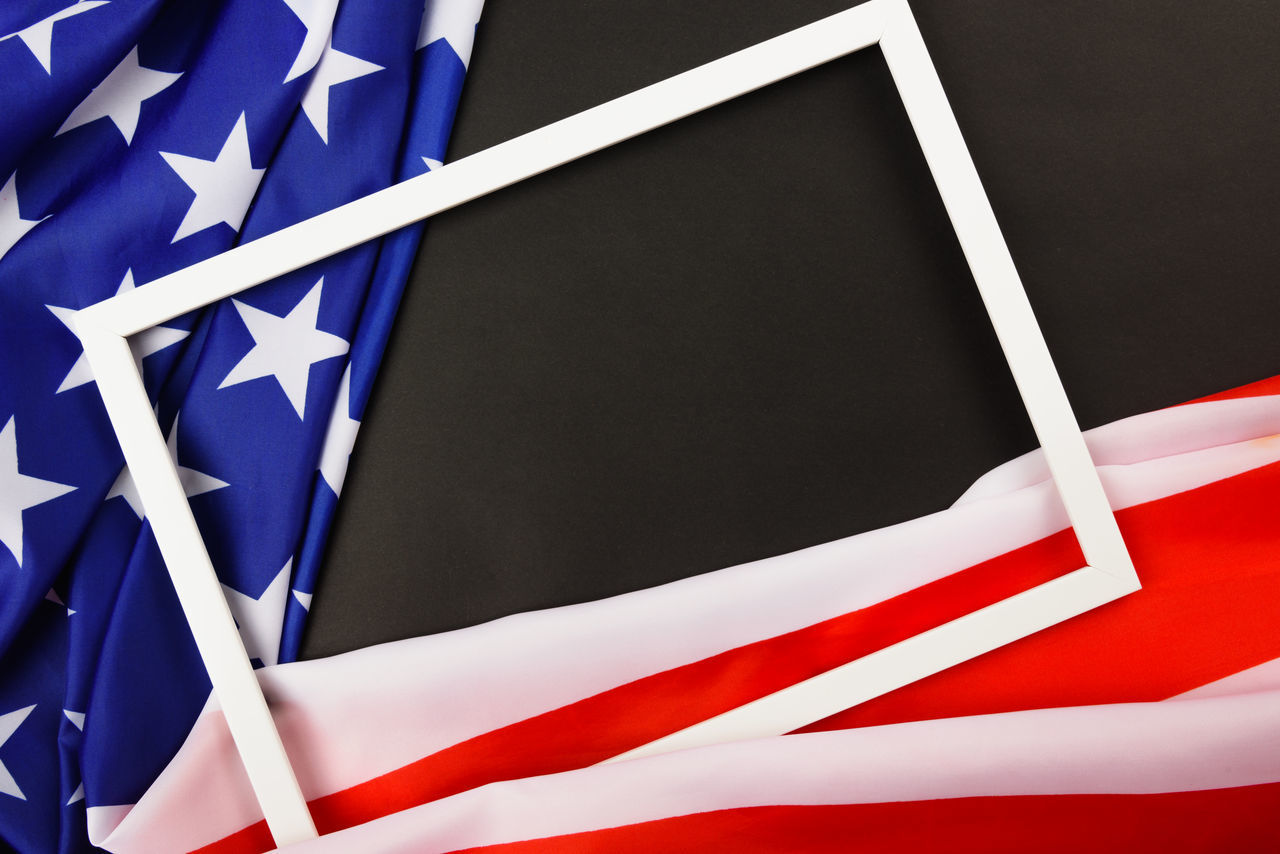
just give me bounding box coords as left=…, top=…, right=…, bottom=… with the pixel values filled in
left=200, top=459, right=1280, bottom=854
left=800, top=458, right=1280, bottom=732
left=445, top=783, right=1280, bottom=854
left=1178, top=374, right=1280, bottom=405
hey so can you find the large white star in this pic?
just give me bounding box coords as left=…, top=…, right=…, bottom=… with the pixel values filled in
left=300, top=35, right=383, bottom=144
left=0, top=172, right=48, bottom=263
left=281, top=0, right=339, bottom=83
left=218, top=278, right=349, bottom=419
left=48, top=270, right=189, bottom=394
left=56, top=47, right=182, bottom=144
left=0, top=705, right=35, bottom=800
left=317, top=363, right=359, bottom=494
left=159, top=112, right=265, bottom=243
left=107, top=413, right=228, bottom=519
left=417, top=0, right=483, bottom=68
left=222, top=559, right=292, bottom=666
left=0, top=418, right=76, bottom=568
left=0, top=1, right=109, bottom=75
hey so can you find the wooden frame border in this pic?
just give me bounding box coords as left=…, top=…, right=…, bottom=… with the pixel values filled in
left=76, top=0, right=1138, bottom=845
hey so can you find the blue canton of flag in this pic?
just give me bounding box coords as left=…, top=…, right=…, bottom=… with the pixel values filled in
left=0, top=1, right=483, bottom=851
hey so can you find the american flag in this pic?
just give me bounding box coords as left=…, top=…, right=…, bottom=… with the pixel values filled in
left=0, top=1, right=482, bottom=850
left=4, top=2, right=1280, bottom=853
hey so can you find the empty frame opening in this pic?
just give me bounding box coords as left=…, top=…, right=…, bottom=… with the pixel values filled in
left=308, top=47, right=1070, bottom=653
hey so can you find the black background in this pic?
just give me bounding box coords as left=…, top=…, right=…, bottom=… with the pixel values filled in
left=301, top=1, right=1280, bottom=658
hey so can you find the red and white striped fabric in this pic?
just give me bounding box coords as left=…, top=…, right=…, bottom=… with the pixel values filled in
left=90, top=377, right=1280, bottom=853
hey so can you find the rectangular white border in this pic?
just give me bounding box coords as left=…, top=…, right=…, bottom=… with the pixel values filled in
left=76, top=0, right=1138, bottom=846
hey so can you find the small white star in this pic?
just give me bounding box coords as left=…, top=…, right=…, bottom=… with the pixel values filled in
left=0, top=418, right=75, bottom=568
left=48, top=270, right=189, bottom=394
left=0, top=705, right=36, bottom=800
left=0, top=172, right=48, bottom=263
left=222, top=559, right=292, bottom=666
left=56, top=47, right=182, bottom=143
left=281, top=0, right=339, bottom=83
left=421, top=156, right=443, bottom=171
left=0, top=1, right=110, bottom=75
left=417, top=0, right=483, bottom=68
left=218, top=278, right=349, bottom=419
left=160, top=112, right=265, bottom=243
left=300, top=35, right=383, bottom=144
left=317, top=363, right=359, bottom=493
left=291, top=589, right=312, bottom=611
left=107, top=413, right=228, bottom=519
left=67, top=782, right=85, bottom=805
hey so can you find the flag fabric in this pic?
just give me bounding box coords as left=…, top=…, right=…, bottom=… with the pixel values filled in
left=85, top=379, right=1280, bottom=852
left=0, top=1, right=483, bottom=851
left=4, top=4, right=1279, bottom=854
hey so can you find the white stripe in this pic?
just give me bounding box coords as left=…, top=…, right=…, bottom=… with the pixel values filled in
left=273, top=689, right=1280, bottom=853
left=1173, top=655, right=1280, bottom=699
left=956, top=395, right=1280, bottom=504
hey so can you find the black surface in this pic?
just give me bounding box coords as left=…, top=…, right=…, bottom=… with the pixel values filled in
left=301, top=0, right=1280, bottom=658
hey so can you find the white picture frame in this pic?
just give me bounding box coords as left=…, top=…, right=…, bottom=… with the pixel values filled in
left=75, top=0, right=1140, bottom=846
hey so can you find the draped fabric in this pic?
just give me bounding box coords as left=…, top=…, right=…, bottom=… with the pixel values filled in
left=0, top=2, right=482, bottom=851
left=4, top=3, right=1278, bottom=852
left=89, top=380, right=1280, bottom=852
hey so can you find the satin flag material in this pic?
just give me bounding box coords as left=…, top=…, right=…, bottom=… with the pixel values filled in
left=0, top=2, right=481, bottom=851
left=91, top=377, right=1280, bottom=852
